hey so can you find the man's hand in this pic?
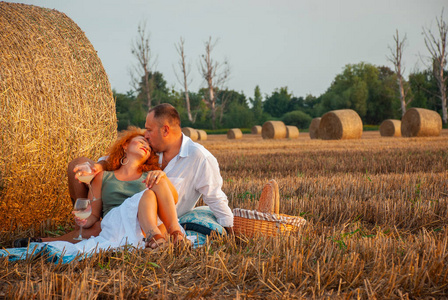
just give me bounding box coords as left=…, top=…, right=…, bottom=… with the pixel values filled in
left=143, top=170, right=166, bottom=189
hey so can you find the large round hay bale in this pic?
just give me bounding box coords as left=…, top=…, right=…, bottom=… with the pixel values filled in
left=251, top=125, right=262, bottom=134
left=309, top=117, right=321, bottom=139
left=286, top=126, right=299, bottom=139
left=197, top=129, right=207, bottom=141
left=319, top=109, right=363, bottom=140
left=380, top=119, right=401, bottom=137
left=401, top=108, right=442, bottom=137
left=227, top=128, right=243, bottom=139
left=262, top=121, right=287, bottom=139
left=0, top=2, right=117, bottom=229
left=182, top=127, right=199, bottom=141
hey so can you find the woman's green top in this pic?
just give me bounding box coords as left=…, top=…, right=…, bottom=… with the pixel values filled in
left=101, top=171, right=148, bottom=217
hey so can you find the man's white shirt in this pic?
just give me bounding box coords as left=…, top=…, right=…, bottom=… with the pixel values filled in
left=158, top=134, right=233, bottom=227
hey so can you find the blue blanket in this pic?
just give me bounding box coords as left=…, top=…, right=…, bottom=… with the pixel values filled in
left=1, top=206, right=224, bottom=264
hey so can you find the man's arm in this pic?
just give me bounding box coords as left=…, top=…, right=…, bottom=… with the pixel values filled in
left=195, top=155, right=234, bottom=229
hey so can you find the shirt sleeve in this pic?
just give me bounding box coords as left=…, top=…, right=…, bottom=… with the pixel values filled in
left=194, top=155, right=234, bottom=228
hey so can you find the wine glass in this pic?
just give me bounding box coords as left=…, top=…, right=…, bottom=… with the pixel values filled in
left=73, top=198, right=92, bottom=241
left=75, top=162, right=97, bottom=201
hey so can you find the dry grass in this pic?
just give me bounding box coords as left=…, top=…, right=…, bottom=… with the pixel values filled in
left=1, top=130, right=448, bottom=299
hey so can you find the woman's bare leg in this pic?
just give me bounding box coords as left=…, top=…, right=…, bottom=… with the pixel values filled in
left=138, top=190, right=164, bottom=248
left=149, top=178, right=182, bottom=235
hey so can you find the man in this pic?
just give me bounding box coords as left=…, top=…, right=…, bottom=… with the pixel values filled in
left=142, top=103, right=234, bottom=233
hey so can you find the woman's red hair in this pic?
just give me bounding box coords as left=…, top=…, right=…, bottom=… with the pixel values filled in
left=105, top=127, right=160, bottom=172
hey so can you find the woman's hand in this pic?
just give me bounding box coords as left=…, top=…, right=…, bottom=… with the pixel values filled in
left=72, top=212, right=88, bottom=227
left=143, top=170, right=166, bottom=189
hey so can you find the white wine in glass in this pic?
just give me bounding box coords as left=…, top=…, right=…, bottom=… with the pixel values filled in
left=73, top=198, right=92, bottom=241
left=75, top=162, right=97, bottom=201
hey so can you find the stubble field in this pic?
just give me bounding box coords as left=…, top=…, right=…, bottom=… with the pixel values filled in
left=1, top=130, right=448, bottom=299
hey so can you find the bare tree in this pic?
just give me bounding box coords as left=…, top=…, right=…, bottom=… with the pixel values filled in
left=174, top=37, right=193, bottom=122
left=387, top=30, right=412, bottom=116
left=130, top=22, right=157, bottom=109
left=423, top=10, right=447, bottom=124
left=199, top=37, right=230, bottom=128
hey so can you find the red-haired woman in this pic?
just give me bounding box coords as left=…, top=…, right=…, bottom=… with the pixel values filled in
left=15, top=127, right=185, bottom=250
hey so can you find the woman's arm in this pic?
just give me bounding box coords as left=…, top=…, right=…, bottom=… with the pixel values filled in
left=74, top=171, right=103, bottom=229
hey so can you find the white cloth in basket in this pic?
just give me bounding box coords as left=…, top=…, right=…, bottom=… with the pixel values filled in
left=232, top=208, right=306, bottom=227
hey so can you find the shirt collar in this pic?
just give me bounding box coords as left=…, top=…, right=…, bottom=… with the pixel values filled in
left=178, top=133, right=190, bottom=158
left=158, top=133, right=190, bottom=168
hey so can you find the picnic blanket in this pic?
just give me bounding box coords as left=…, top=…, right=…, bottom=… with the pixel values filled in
left=1, top=202, right=224, bottom=264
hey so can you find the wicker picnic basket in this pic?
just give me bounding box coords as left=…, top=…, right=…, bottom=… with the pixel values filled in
left=233, top=180, right=306, bottom=237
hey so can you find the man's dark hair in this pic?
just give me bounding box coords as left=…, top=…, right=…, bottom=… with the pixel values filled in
left=148, top=103, right=181, bottom=127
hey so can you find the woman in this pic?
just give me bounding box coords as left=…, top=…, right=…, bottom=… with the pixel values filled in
left=83, top=127, right=186, bottom=249
left=15, top=127, right=185, bottom=250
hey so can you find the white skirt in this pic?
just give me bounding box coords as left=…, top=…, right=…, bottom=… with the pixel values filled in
left=43, top=189, right=177, bottom=257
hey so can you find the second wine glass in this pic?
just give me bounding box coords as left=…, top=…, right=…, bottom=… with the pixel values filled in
left=73, top=198, right=92, bottom=241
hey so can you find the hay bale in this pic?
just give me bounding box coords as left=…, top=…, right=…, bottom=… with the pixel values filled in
left=182, top=127, right=199, bottom=141
left=0, top=2, right=117, bottom=229
left=197, top=129, right=207, bottom=141
left=286, top=126, right=299, bottom=139
left=401, top=108, right=442, bottom=137
left=227, top=128, right=243, bottom=139
left=251, top=125, right=262, bottom=134
left=309, top=118, right=321, bottom=139
left=262, top=121, right=287, bottom=139
left=380, top=119, right=401, bottom=137
left=318, top=109, right=363, bottom=140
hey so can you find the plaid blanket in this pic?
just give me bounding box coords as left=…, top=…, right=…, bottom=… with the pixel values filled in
left=233, top=208, right=306, bottom=227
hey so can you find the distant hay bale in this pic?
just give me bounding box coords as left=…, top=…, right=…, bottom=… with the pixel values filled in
left=262, top=121, right=287, bottom=139
left=309, top=118, right=321, bottom=139
left=251, top=125, right=262, bottom=134
left=319, top=109, right=363, bottom=140
left=197, top=129, right=207, bottom=141
left=380, top=119, right=401, bottom=137
left=0, top=2, right=116, bottom=228
left=182, top=127, right=199, bottom=141
left=401, top=108, right=442, bottom=137
left=286, top=126, right=299, bottom=139
left=227, top=128, right=243, bottom=139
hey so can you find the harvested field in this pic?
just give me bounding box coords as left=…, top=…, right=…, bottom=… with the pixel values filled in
left=1, top=130, right=448, bottom=299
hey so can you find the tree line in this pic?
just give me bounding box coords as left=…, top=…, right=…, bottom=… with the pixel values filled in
left=115, top=12, right=447, bottom=131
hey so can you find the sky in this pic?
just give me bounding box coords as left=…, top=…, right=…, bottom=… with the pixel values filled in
left=5, top=0, right=447, bottom=99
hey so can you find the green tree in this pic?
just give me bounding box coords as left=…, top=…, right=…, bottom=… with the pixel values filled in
left=317, top=63, right=400, bottom=124
left=408, top=69, right=443, bottom=112
left=222, top=101, right=254, bottom=128
left=282, top=110, right=312, bottom=129
left=263, top=87, right=291, bottom=118
left=249, top=85, right=263, bottom=124
left=114, top=90, right=147, bottom=130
